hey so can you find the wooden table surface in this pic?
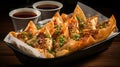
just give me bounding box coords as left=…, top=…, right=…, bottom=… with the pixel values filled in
left=0, top=7, right=120, bottom=67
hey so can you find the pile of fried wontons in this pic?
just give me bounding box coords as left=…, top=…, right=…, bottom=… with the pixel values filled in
left=8, top=5, right=116, bottom=58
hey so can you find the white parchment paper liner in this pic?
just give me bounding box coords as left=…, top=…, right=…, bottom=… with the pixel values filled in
left=4, top=34, right=46, bottom=58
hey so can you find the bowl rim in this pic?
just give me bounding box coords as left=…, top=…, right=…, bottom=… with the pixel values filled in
left=9, top=8, right=41, bottom=19
left=32, top=1, right=63, bottom=11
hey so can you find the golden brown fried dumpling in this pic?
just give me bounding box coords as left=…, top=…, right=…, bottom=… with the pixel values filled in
left=73, top=5, right=87, bottom=23
left=95, top=15, right=116, bottom=42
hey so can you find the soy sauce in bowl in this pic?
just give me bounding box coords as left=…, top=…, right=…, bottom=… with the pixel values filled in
left=13, top=11, right=37, bottom=18
left=36, top=4, right=59, bottom=9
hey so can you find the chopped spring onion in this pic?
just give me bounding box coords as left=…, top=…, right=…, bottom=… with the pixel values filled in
left=58, top=35, right=66, bottom=47
left=79, top=22, right=85, bottom=28
left=76, top=15, right=80, bottom=21
left=73, top=34, right=80, bottom=41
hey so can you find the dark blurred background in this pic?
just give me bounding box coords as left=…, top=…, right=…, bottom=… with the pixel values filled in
left=0, top=0, right=120, bottom=66
left=0, top=0, right=120, bottom=29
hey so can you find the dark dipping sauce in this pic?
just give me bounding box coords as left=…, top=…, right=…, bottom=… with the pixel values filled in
left=36, top=4, right=59, bottom=9
left=13, top=12, right=37, bottom=18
